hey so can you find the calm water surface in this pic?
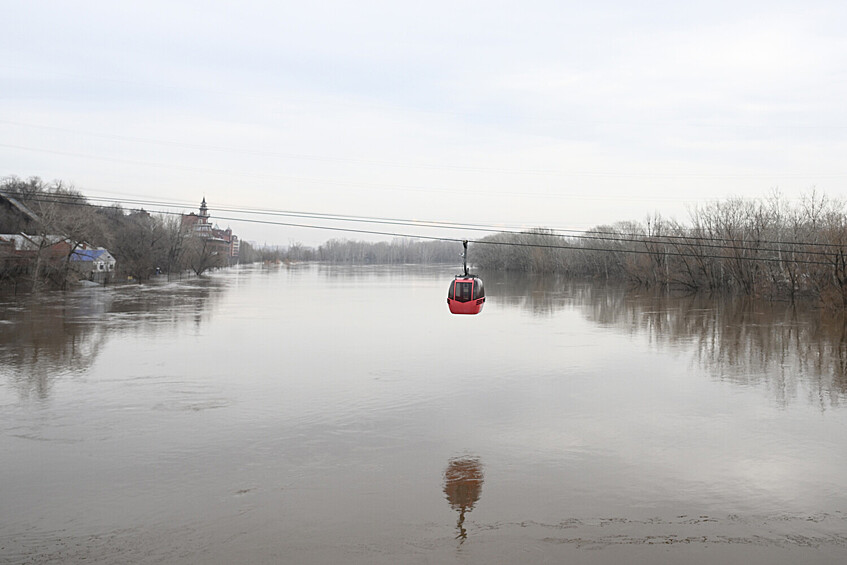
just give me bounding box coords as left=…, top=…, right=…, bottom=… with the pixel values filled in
left=2, top=264, right=847, bottom=564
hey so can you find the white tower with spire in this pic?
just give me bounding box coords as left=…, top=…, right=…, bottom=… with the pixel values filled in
left=196, top=198, right=212, bottom=236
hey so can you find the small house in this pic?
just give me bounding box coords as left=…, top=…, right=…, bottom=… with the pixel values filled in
left=69, top=247, right=116, bottom=282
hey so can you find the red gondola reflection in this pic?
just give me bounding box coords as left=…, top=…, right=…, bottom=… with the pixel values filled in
left=443, top=456, right=484, bottom=543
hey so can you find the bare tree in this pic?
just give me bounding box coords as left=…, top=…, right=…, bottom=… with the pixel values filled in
left=10, top=179, right=102, bottom=290
left=157, top=214, right=190, bottom=277
left=184, top=236, right=226, bottom=276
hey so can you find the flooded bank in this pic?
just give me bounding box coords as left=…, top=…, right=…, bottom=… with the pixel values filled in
left=2, top=264, right=846, bottom=563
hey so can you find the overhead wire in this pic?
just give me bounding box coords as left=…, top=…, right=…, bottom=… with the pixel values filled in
left=194, top=215, right=843, bottom=267
left=19, top=191, right=847, bottom=256
left=8, top=178, right=845, bottom=250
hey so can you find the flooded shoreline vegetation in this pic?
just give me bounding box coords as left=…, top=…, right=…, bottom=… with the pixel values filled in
left=473, top=192, right=847, bottom=309
left=0, top=176, right=271, bottom=290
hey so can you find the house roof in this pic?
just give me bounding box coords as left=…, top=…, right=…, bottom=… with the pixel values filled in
left=0, top=233, right=63, bottom=251
left=0, top=190, right=40, bottom=223
left=70, top=248, right=111, bottom=262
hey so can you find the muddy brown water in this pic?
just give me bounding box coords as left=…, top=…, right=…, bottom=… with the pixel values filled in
left=2, top=264, right=846, bottom=564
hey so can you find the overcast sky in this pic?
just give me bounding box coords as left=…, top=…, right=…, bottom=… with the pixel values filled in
left=3, top=1, right=847, bottom=246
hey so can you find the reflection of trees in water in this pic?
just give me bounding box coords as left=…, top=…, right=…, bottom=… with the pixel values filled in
left=443, top=456, right=484, bottom=543
left=483, top=270, right=577, bottom=316
left=316, top=263, right=448, bottom=283
left=0, top=278, right=222, bottom=400
left=0, top=295, right=110, bottom=400
left=494, top=272, right=847, bottom=405
left=587, top=290, right=847, bottom=405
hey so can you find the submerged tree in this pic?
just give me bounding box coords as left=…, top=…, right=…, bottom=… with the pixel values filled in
left=184, top=236, right=226, bottom=276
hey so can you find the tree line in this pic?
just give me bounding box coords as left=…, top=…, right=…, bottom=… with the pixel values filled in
left=0, top=176, right=268, bottom=290
left=7, top=176, right=847, bottom=307
left=315, top=238, right=460, bottom=264
left=472, top=192, right=847, bottom=308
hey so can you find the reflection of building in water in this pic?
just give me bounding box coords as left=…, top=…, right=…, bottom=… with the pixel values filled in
left=443, top=456, right=484, bottom=543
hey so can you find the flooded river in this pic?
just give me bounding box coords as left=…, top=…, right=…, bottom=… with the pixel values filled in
left=2, top=264, right=847, bottom=564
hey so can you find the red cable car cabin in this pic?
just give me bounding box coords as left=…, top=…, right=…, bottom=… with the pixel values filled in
left=447, top=275, right=485, bottom=315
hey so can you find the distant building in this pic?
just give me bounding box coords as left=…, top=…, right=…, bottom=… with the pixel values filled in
left=0, top=233, right=38, bottom=268
left=212, top=226, right=240, bottom=259
left=182, top=198, right=240, bottom=263
left=0, top=189, right=40, bottom=233
left=0, top=233, right=70, bottom=262
left=181, top=197, right=214, bottom=237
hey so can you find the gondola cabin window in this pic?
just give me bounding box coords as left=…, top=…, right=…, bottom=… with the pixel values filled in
left=472, top=278, right=484, bottom=300
left=456, top=281, right=473, bottom=302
